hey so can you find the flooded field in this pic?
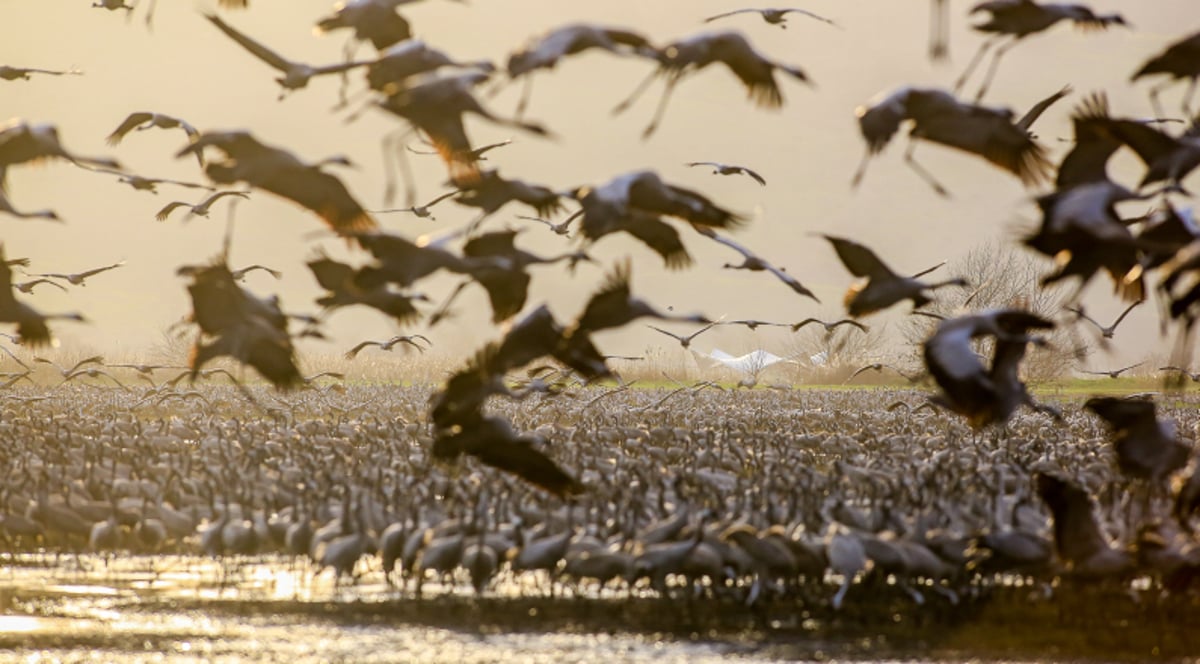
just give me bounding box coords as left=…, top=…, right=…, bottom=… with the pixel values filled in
left=1, top=384, right=1199, bottom=661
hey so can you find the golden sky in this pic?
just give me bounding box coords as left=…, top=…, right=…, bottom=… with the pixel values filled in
left=3, top=0, right=1195, bottom=370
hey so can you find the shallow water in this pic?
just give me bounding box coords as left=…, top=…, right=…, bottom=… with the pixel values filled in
left=1, top=554, right=1196, bottom=663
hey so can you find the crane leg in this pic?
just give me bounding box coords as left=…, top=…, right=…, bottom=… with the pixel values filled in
left=642, top=75, right=680, bottom=139
left=611, top=68, right=661, bottom=115
left=850, top=147, right=874, bottom=190
left=953, top=37, right=995, bottom=94
left=1181, top=78, right=1197, bottom=119
left=428, top=280, right=470, bottom=328
left=930, top=0, right=949, bottom=61
left=903, top=139, right=950, bottom=197
left=515, top=76, right=534, bottom=120
left=973, top=40, right=1014, bottom=103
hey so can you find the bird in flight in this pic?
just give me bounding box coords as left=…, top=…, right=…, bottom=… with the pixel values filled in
left=518, top=212, right=580, bottom=237
left=790, top=318, right=868, bottom=334
left=230, top=264, right=281, bottom=281
left=371, top=189, right=460, bottom=220
left=852, top=87, right=1052, bottom=196
left=155, top=190, right=250, bottom=222
left=646, top=321, right=719, bottom=349
left=34, top=261, right=125, bottom=286
left=821, top=235, right=966, bottom=317
left=702, top=8, right=839, bottom=29
left=1082, top=362, right=1144, bottom=379
left=685, top=161, right=766, bottom=185
left=34, top=355, right=104, bottom=378
left=344, top=334, right=432, bottom=359
left=0, top=65, right=81, bottom=81
left=695, top=226, right=819, bottom=301
left=178, top=130, right=377, bottom=236
left=14, top=278, right=66, bottom=295
left=91, top=167, right=214, bottom=195
left=204, top=14, right=373, bottom=98
left=848, top=362, right=922, bottom=383
left=1065, top=301, right=1142, bottom=339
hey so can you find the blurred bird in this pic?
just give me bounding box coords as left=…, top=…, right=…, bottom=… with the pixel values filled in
left=613, top=31, right=810, bottom=137
left=1132, top=30, right=1200, bottom=119
left=0, top=244, right=84, bottom=347
left=344, top=334, right=431, bottom=359
left=34, top=261, right=124, bottom=286
left=822, top=235, right=967, bottom=317
left=1081, top=362, right=1143, bottom=379
left=702, top=8, right=839, bottom=29
left=1085, top=397, right=1190, bottom=486
left=1036, top=472, right=1134, bottom=577
left=571, top=259, right=709, bottom=335
left=695, top=227, right=817, bottom=301
left=852, top=87, right=1052, bottom=195
left=178, top=257, right=302, bottom=389
left=307, top=254, right=428, bottom=326
left=204, top=14, right=373, bottom=98
left=570, top=170, right=745, bottom=269
left=0, top=65, right=81, bottom=81
left=314, top=0, right=412, bottom=52
left=155, top=190, right=250, bottom=222
left=506, top=24, right=656, bottom=117
left=924, top=308, right=1056, bottom=428
left=178, top=130, right=376, bottom=236
left=432, top=414, right=583, bottom=497
left=956, top=0, right=1128, bottom=102
left=685, top=161, right=766, bottom=185
left=1065, top=301, right=1141, bottom=339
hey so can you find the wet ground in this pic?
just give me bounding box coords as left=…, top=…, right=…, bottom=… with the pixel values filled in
left=1, top=554, right=1197, bottom=662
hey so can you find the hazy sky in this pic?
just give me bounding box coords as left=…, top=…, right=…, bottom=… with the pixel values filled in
left=3, top=1, right=1196, bottom=371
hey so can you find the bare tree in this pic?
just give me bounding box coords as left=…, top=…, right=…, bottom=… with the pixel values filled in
left=784, top=323, right=893, bottom=384
left=901, top=241, right=1088, bottom=381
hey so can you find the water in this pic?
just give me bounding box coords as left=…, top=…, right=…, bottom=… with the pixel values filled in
left=1, top=554, right=1193, bottom=662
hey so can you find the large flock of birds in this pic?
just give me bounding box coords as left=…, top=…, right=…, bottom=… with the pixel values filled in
left=2, top=0, right=1200, bottom=617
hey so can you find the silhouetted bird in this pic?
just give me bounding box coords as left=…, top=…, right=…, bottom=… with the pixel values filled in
left=0, top=244, right=84, bottom=347
left=178, top=131, right=376, bottom=236
left=204, top=14, right=373, bottom=97
left=1023, top=180, right=1147, bottom=301
left=35, top=261, right=124, bottom=286
left=363, top=40, right=492, bottom=94
left=453, top=228, right=587, bottom=322
left=0, top=65, right=80, bottom=81
left=307, top=254, right=427, bottom=326
left=314, top=0, right=412, bottom=52
left=686, top=161, right=766, bottom=185
left=1065, top=301, right=1141, bottom=339
left=374, top=70, right=550, bottom=186
left=646, top=322, right=718, bottom=349
left=106, top=111, right=199, bottom=151
left=956, top=0, right=1127, bottom=102
left=432, top=414, right=583, bottom=497
left=155, top=190, right=250, bottom=222
left=571, top=259, right=708, bottom=336
left=613, top=31, right=810, bottom=137
left=452, top=170, right=563, bottom=229
left=1086, top=397, right=1190, bottom=485
left=1036, top=472, right=1134, bottom=577
left=1081, top=362, right=1143, bottom=379
left=344, top=334, right=430, bottom=359
left=372, top=189, right=460, bottom=220
left=702, top=8, right=838, bottom=29
left=178, top=258, right=302, bottom=389
left=1131, top=29, right=1200, bottom=119
left=570, top=170, right=745, bottom=269
left=0, top=188, right=58, bottom=222
left=0, top=119, right=120, bottom=174
left=852, top=87, right=1051, bottom=195
left=695, top=227, right=818, bottom=301
left=924, top=308, right=1055, bottom=428
left=822, top=235, right=967, bottom=317
left=506, top=24, right=655, bottom=117
left=791, top=318, right=867, bottom=334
